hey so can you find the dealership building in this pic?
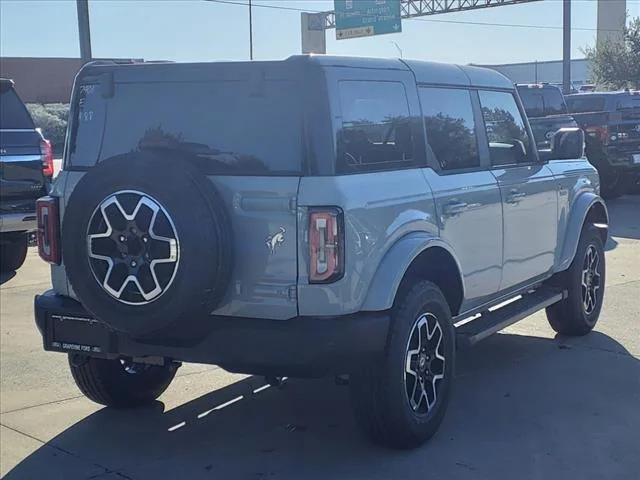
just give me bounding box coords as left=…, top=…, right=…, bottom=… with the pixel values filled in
left=480, top=58, right=591, bottom=87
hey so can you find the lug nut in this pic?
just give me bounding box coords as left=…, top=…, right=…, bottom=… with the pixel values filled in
left=142, top=236, right=148, bottom=243
left=119, top=235, right=126, bottom=242
left=130, top=260, right=137, bottom=267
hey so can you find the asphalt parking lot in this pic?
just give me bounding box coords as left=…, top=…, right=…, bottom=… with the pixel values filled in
left=1, top=196, right=638, bottom=480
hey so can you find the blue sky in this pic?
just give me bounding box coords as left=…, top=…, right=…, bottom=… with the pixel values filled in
left=1, top=0, right=639, bottom=64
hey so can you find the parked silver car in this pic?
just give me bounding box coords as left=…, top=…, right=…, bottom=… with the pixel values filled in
left=34, top=56, right=607, bottom=449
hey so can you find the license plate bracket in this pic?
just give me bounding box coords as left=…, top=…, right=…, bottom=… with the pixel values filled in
left=46, top=313, right=114, bottom=354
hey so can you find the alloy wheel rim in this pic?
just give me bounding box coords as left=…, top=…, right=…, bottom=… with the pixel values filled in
left=404, top=312, right=446, bottom=415
left=86, top=190, right=180, bottom=305
left=581, top=244, right=601, bottom=315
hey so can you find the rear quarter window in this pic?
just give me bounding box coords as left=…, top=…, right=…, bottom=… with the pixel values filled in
left=566, top=96, right=606, bottom=113
left=336, top=80, right=415, bottom=174
left=70, top=79, right=304, bottom=175
left=0, top=87, right=35, bottom=129
left=517, top=86, right=567, bottom=117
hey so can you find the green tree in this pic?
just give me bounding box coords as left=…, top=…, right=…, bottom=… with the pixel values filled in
left=584, top=17, right=640, bottom=90
left=26, top=103, right=69, bottom=155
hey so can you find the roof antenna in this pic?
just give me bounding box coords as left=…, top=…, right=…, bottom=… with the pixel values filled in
left=390, top=41, right=403, bottom=59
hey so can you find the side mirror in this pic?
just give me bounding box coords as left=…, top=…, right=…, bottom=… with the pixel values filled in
left=550, top=127, right=585, bottom=160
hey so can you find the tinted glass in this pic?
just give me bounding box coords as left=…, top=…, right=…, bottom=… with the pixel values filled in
left=337, top=81, right=413, bottom=173
left=70, top=80, right=303, bottom=175
left=517, top=88, right=544, bottom=117
left=541, top=87, right=567, bottom=115
left=419, top=87, right=479, bottom=170
left=0, top=88, right=34, bottom=129
left=479, top=90, right=532, bottom=166
left=617, top=94, right=640, bottom=110
left=566, top=95, right=606, bottom=113
left=517, top=86, right=567, bottom=117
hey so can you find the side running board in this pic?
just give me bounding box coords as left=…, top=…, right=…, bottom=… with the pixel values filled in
left=456, top=287, right=567, bottom=349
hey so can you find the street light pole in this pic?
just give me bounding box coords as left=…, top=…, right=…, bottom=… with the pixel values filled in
left=562, top=0, right=571, bottom=94
left=249, top=0, right=253, bottom=60
left=76, top=0, right=92, bottom=63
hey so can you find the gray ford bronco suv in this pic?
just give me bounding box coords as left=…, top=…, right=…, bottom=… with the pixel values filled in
left=34, top=56, right=608, bottom=449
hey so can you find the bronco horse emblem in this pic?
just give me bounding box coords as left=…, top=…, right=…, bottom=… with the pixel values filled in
left=266, top=227, right=286, bottom=254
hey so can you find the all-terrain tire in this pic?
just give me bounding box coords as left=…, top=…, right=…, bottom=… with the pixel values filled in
left=69, top=354, right=178, bottom=408
left=0, top=233, right=28, bottom=273
left=349, top=281, right=455, bottom=449
left=546, top=225, right=606, bottom=336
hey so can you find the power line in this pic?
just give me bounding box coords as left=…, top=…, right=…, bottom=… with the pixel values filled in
left=407, top=16, right=619, bottom=32
left=204, top=0, right=626, bottom=32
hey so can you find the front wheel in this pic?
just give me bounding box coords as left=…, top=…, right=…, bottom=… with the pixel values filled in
left=546, top=225, right=606, bottom=336
left=349, top=281, right=455, bottom=449
left=69, top=355, right=178, bottom=408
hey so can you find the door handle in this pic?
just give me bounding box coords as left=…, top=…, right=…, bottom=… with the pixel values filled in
left=506, top=190, right=526, bottom=204
left=443, top=201, right=468, bottom=217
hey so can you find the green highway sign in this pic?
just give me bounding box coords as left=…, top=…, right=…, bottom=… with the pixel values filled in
left=335, top=0, right=402, bottom=40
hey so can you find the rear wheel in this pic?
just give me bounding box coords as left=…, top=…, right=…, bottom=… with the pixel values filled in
left=69, top=354, right=178, bottom=408
left=0, top=233, right=28, bottom=273
left=349, top=281, right=455, bottom=449
left=546, top=225, right=605, bottom=336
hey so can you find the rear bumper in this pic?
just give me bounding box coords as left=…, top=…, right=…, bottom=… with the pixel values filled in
left=600, top=148, right=640, bottom=171
left=34, top=290, right=390, bottom=377
left=0, top=212, right=37, bottom=233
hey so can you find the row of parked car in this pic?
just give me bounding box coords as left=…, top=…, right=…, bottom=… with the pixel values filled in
left=0, top=79, right=640, bottom=272
left=517, top=83, right=640, bottom=198
left=1, top=56, right=633, bottom=449
left=1, top=77, right=639, bottom=275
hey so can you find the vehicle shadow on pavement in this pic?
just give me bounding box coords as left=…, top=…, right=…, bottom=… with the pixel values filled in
left=5, top=331, right=639, bottom=480
left=607, top=196, right=640, bottom=241
left=0, top=270, right=17, bottom=285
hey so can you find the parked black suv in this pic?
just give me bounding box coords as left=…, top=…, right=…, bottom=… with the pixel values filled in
left=566, top=91, right=640, bottom=198
left=0, top=78, right=53, bottom=272
left=516, top=84, right=578, bottom=154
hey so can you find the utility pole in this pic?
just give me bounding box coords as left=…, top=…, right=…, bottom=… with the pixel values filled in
left=76, top=0, right=92, bottom=63
left=562, top=0, right=571, bottom=94
left=249, top=0, right=253, bottom=60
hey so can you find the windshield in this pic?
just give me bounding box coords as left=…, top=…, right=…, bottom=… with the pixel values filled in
left=566, top=95, right=606, bottom=113
left=517, top=86, right=567, bottom=117
left=0, top=87, right=35, bottom=129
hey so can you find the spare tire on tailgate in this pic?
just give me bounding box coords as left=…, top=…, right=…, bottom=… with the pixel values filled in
left=62, top=152, right=233, bottom=338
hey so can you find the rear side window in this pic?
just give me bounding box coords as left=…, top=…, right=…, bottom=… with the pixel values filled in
left=336, top=81, right=414, bottom=173
left=517, top=86, right=567, bottom=117
left=419, top=87, right=479, bottom=170
left=70, top=79, right=304, bottom=175
left=566, top=96, right=606, bottom=113
left=0, top=87, right=34, bottom=129
left=517, top=88, right=544, bottom=117
left=617, top=95, right=640, bottom=110
left=479, top=90, right=533, bottom=166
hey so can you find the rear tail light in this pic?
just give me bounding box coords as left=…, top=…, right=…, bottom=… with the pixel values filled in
left=36, top=196, right=61, bottom=264
left=41, top=139, right=54, bottom=177
left=585, top=125, right=610, bottom=145
left=309, top=208, right=343, bottom=284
